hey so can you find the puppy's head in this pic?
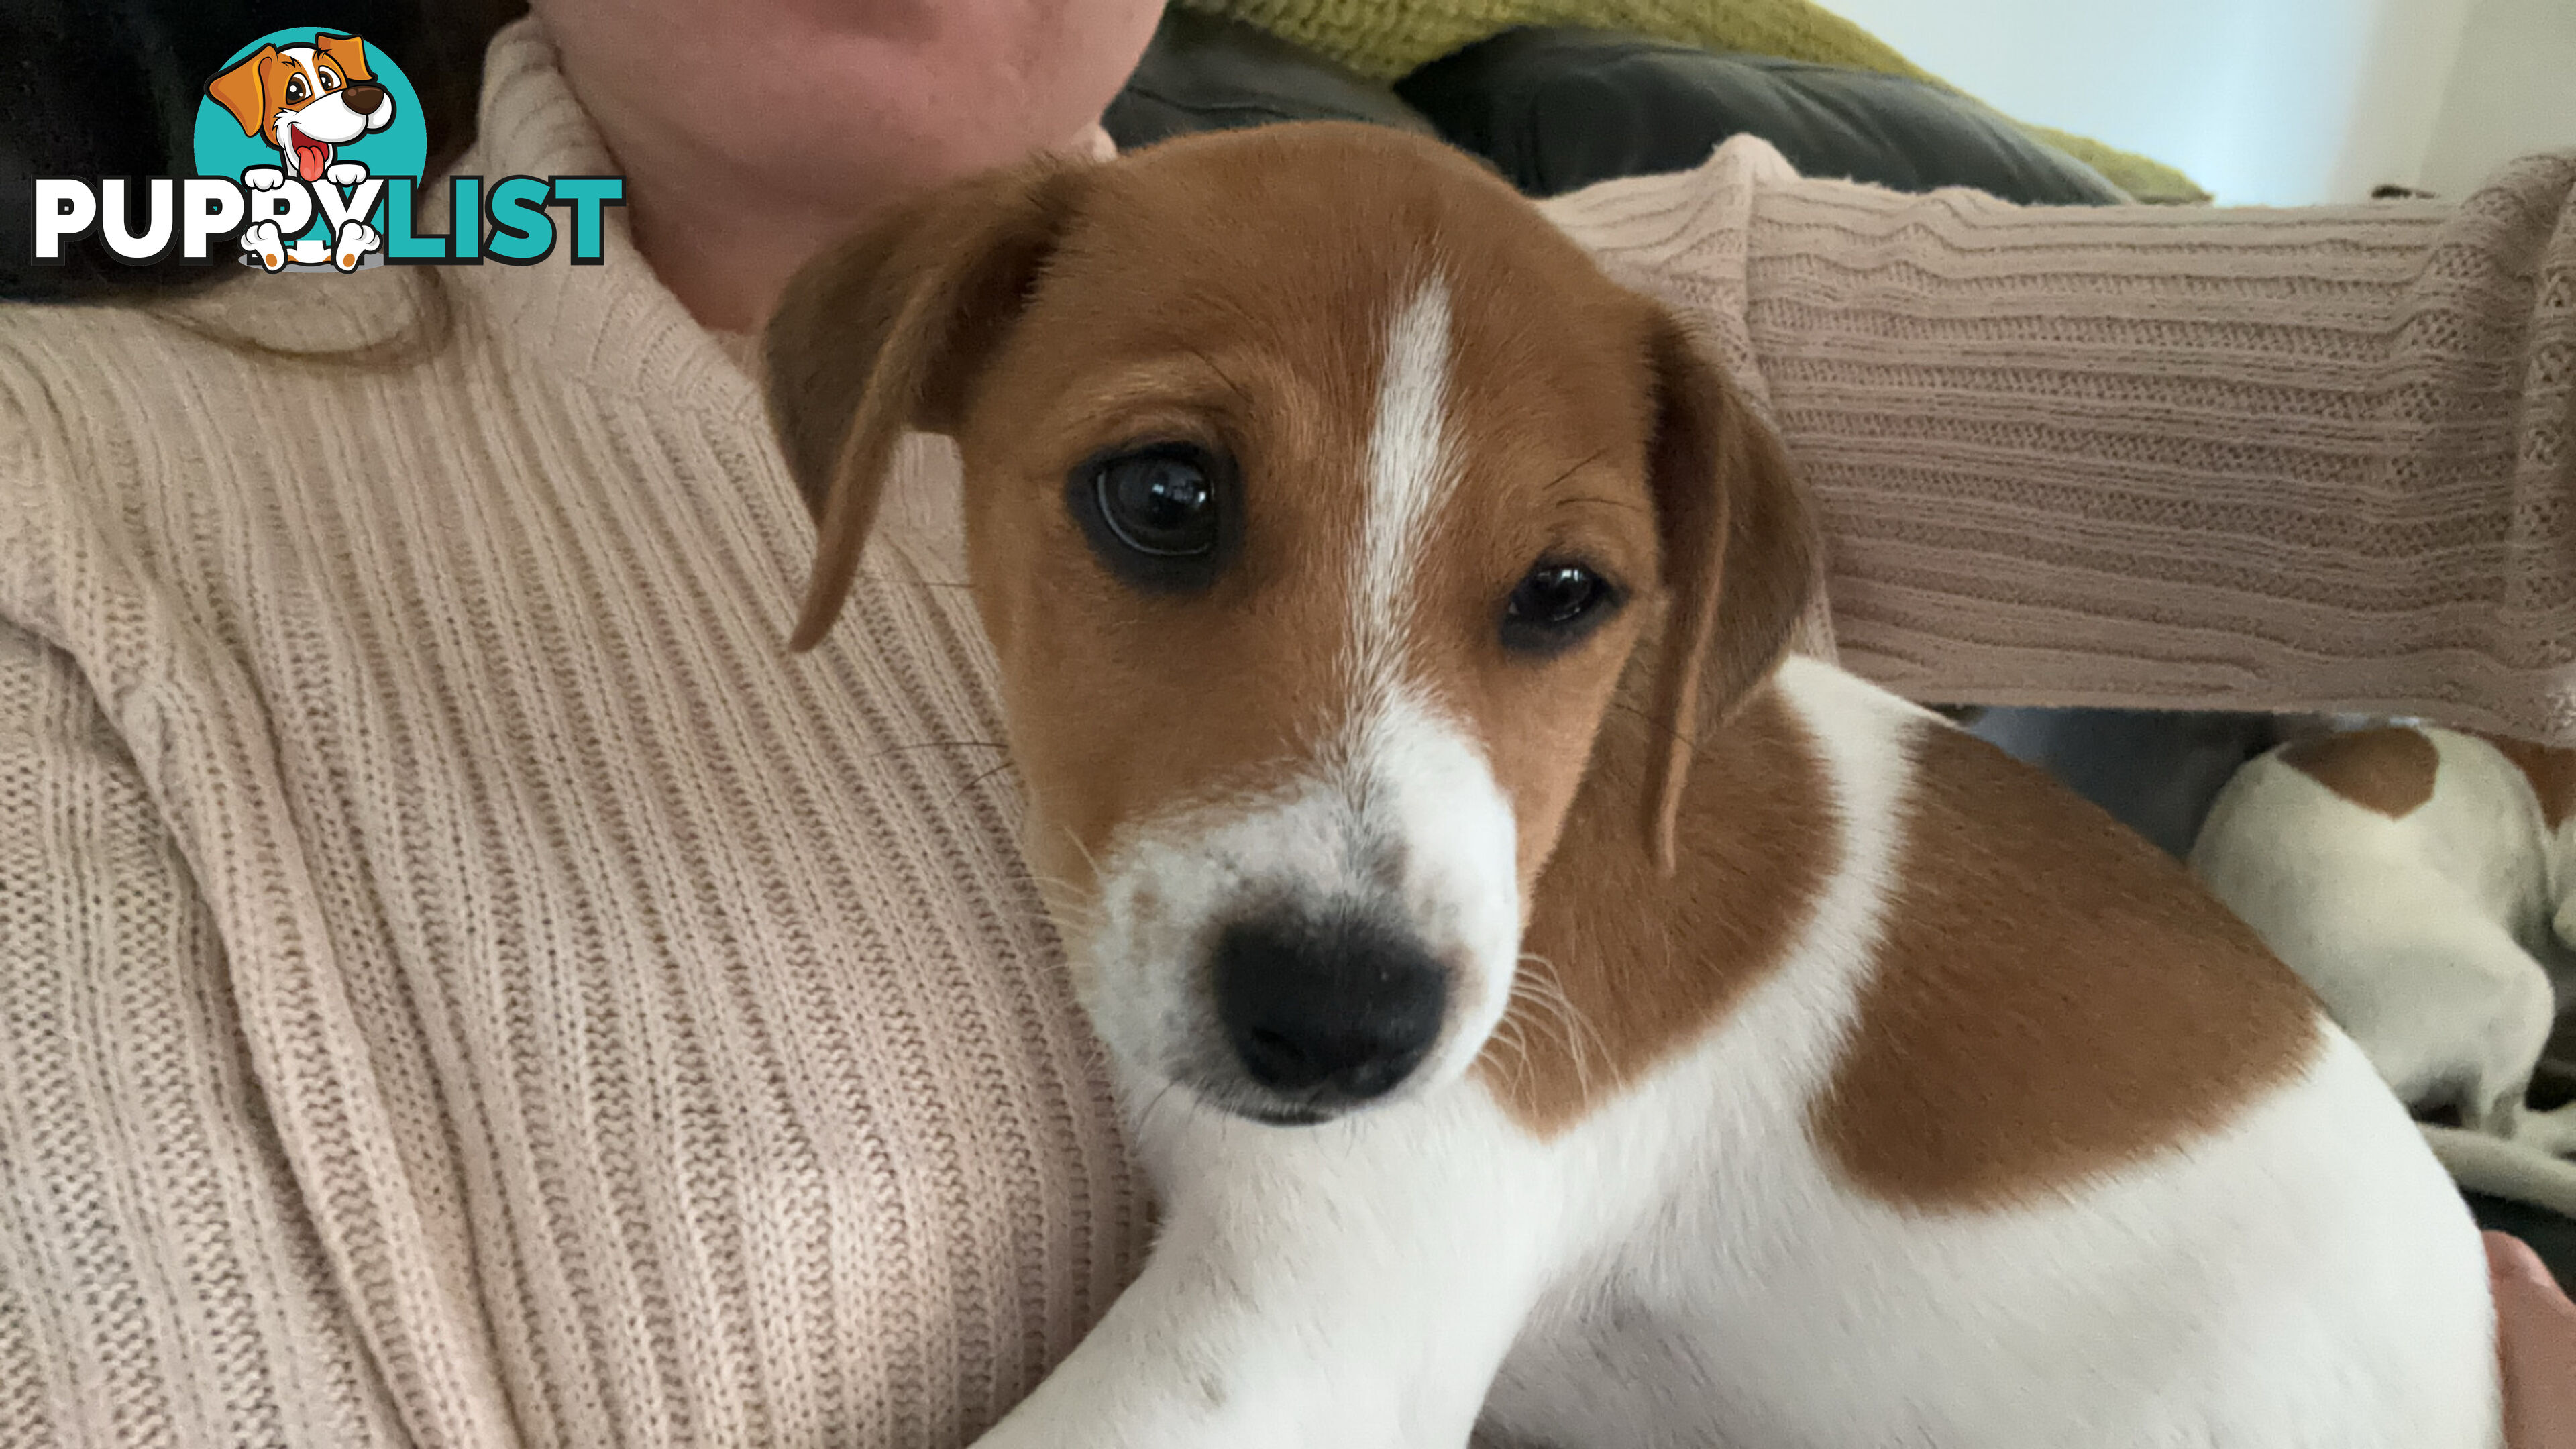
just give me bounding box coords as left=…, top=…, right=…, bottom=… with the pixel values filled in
left=207, top=34, right=394, bottom=180
left=767, top=123, right=1812, bottom=1124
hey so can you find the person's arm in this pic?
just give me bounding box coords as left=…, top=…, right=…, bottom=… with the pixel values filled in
left=0, top=618, right=416, bottom=1448
left=2492, top=1233, right=2576, bottom=1447
left=1548, top=140, right=2576, bottom=743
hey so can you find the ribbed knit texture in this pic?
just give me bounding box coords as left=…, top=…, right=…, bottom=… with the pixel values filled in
left=0, top=23, right=1144, bottom=1449
left=0, top=17, right=2569, bottom=1449
left=1550, top=139, right=2576, bottom=738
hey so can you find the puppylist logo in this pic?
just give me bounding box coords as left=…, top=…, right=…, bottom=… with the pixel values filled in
left=32, top=28, right=623, bottom=272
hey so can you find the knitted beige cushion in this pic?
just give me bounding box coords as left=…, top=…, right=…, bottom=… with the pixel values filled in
left=1179, top=0, right=2212, bottom=203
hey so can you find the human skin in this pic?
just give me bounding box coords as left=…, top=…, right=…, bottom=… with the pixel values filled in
left=2493, top=1232, right=2576, bottom=1446
left=531, top=0, right=1160, bottom=332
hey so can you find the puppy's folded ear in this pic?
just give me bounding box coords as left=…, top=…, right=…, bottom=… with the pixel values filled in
left=1638, top=314, right=1819, bottom=872
left=207, top=46, right=279, bottom=138
left=763, top=156, right=1089, bottom=651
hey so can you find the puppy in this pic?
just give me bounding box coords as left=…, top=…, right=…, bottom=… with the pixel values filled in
left=2194, top=725, right=2576, bottom=1202
left=765, top=123, right=2498, bottom=1448
left=205, top=32, right=392, bottom=271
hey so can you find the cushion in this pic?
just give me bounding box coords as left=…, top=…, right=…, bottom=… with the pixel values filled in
left=1395, top=27, right=2126, bottom=205
left=1174, top=0, right=2208, bottom=202
left=1106, top=8, right=1439, bottom=151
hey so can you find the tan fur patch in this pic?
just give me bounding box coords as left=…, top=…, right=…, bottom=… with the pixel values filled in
left=1812, top=722, right=2322, bottom=1209
left=2478, top=733, right=2576, bottom=831
left=1476, top=683, right=1834, bottom=1136
left=2279, top=727, right=2440, bottom=818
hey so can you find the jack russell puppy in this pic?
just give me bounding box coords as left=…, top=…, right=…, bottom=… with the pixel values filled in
left=763, top=123, right=2498, bottom=1447
left=204, top=31, right=392, bottom=272
left=2194, top=725, right=2576, bottom=1210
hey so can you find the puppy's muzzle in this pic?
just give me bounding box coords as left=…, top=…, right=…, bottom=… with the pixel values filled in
left=1211, top=906, right=1449, bottom=1121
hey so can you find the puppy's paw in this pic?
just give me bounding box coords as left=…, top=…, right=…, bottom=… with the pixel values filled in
left=331, top=222, right=381, bottom=272
left=324, top=161, right=369, bottom=189
left=239, top=221, right=287, bottom=271
left=241, top=166, right=287, bottom=193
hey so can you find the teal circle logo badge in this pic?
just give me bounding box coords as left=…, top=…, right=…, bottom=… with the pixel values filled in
left=192, top=30, right=427, bottom=271
left=30, top=28, right=618, bottom=271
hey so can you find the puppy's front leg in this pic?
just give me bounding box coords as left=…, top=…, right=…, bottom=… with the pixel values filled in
left=973, top=1089, right=1555, bottom=1449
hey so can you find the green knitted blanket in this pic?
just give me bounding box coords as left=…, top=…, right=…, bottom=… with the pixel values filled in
left=1177, top=0, right=2210, bottom=203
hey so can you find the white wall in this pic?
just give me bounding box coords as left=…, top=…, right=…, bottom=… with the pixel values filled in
left=2418, top=0, right=2576, bottom=196
left=1819, top=0, right=2565, bottom=205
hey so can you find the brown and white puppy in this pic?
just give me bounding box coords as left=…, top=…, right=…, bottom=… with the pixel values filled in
left=765, top=123, right=2498, bottom=1448
left=2194, top=725, right=2576, bottom=1205
left=205, top=32, right=393, bottom=270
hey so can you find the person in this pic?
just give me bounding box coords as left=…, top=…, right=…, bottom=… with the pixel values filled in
left=2497, top=1233, right=2576, bottom=1446
left=0, top=1, right=2569, bottom=1444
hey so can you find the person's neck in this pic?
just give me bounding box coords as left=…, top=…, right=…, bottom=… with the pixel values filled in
left=607, top=120, right=1116, bottom=336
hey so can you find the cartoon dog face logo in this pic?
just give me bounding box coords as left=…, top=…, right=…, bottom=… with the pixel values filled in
left=205, top=32, right=394, bottom=272
left=206, top=33, right=394, bottom=183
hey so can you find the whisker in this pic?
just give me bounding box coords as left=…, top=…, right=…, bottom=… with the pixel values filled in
left=1507, top=953, right=1609, bottom=1103
left=937, top=759, right=1022, bottom=814
left=1540, top=451, right=1609, bottom=496
left=1607, top=698, right=1700, bottom=755
left=1062, top=828, right=1106, bottom=883
left=1183, top=344, right=1258, bottom=413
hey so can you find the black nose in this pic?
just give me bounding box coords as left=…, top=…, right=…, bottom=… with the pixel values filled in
left=345, top=83, right=388, bottom=115
left=1212, top=908, right=1448, bottom=1104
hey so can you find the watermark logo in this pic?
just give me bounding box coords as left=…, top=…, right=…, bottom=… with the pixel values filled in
left=32, top=28, right=623, bottom=272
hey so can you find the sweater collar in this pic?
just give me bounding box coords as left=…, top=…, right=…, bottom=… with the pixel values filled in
left=455, top=19, right=1116, bottom=415
left=457, top=17, right=761, bottom=415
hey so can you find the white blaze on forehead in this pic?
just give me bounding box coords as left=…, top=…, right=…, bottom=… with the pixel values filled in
left=1347, top=274, right=1523, bottom=1082
left=1354, top=278, right=1460, bottom=689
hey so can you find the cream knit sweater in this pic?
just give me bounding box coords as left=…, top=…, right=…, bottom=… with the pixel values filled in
left=2, top=17, right=2570, bottom=1449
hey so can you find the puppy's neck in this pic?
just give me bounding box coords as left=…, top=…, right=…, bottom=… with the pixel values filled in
left=1476, top=658, right=1833, bottom=1136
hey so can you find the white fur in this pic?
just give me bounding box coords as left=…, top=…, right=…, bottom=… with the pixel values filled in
left=2192, top=727, right=2576, bottom=1158
left=971, top=261, right=2496, bottom=1448
left=978, top=662, right=2498, bottom=1448
left=1354, top=279, right=1460, bottom=680
left=1346, top=278, right=1519, bottom=1084
left=1073, top=276, right=1519, bottom=1107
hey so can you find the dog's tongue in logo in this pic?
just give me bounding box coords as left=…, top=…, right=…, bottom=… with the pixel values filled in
left=286, top=125, right=330, bottom=182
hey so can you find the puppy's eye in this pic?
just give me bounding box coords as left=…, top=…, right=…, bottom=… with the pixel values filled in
left=284, top=76, right=307, bottom=103
left=1067, top=442, right=1236, bottom=592
left=322, top=72, right=341, bottom=91
left=1501, top=561, right=1621, bottom=655
left=1097, top=449, right=1217, bottom=557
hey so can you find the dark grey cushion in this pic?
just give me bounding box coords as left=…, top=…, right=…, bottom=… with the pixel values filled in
left=1105, top=9, right=1438, bottom=151
left=1393, top=26, right=2127, bottom=205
